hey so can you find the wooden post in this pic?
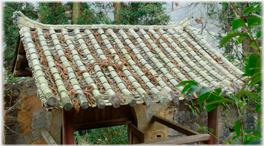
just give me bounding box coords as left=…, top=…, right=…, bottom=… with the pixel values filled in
left=208, top=107, right=218, bottom=144
left=62, top=109, right=75, bottom=144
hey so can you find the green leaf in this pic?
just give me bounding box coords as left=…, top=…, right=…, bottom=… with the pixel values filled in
left=198, top=126, right=206, bottom=130
left=257, top=86, right=261, bottom=93
left=198, top=92, right=209, bottom=105
left=243, top=4, right=261, bottom=14
left=220, top=33, right=250, bottom=47
left=235, top=91, right=259, bottom=99
left=257, top=31, right=262, bottom=38
left=175, top=80, right=198, bottom=87
left=206, top=99, right=231, bottom=106
left=249, top=73, right=261, bottom=86
left=214, top=88, right=222, bottom=95
left=186, top=85, right=201, bottom=95
left=222, top=2, right=227, bottom=6
left=250, top=42, right=257, bottom=47
left=242, top=58, right=249, bottom=63
left=248, top=16, right=262, bottom=27
left=255, top=104, right=261, bottom=113
left=236, top=36, right=243, bottom=44
left=232, top=19, right=245, bottom=32
left=181, top=84, right=192, bottom=94
left=199, top=86, right=213, bottom=96
left=206, top=104, right=217, bottom=112
left=208, top=128, right=214, bottom=133
left=256, top=119, right=262, bottom=130
left=249, top=53, right=261, bottom=75
left=234, top=120, right=241, bottom=137
left=248, top=138, right=262, bottom=144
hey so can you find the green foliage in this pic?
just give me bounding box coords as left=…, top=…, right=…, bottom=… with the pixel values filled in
left=177, top=3, right=262, bottom=144
left=232, top=19, right=245, bottom=32
left=256, top=31, right=262, bottom=38
left=247, top=16, right=262, bottom=27
left=243, top=4, right=261, bottom=14
left=216, top=2, right=262, bottom=62
left=220, top=33, right=250, bottom=47
left=80, top=125, right=127, bottom=144
left=114, top=2, right=170, bottom=25
left=38, top=2, right=69, bottom=24
left=3, top=2, right=38, bottom=71
left=75, top=2, right=111, bottom=24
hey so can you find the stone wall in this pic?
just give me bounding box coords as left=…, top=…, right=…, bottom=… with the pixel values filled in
left=132, top=103, right=169, bottom=143
left=4, top=78, right=258, bottom=144
left=166, top=101, right=259, bottom=144
left=4, top=78, right=62, bottom=144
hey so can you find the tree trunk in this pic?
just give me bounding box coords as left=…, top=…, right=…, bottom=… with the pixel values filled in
left=72, top=2, right=81, bottom=24
left=131, top=2, right=138, bottom=24
left=113, top=2, right=124, bottom=23
left=229, top=2, right=257, bottom=57
left=241, top=27, right=256, bottom=57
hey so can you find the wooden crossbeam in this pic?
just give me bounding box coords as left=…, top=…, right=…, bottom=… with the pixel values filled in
left=13, top=70, right=32, bottom=77
left=17, top=54, right=27, bottom=61
left=143, top=134, right=210, bottom=145
left=151, top=115, right=200, bottom=135
left=40, top=128, right=57, bottom=145
left=74, top=118, right=132, bottom=130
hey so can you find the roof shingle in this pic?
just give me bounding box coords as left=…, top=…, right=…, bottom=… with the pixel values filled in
left=15, top=12, right=244, bottom=111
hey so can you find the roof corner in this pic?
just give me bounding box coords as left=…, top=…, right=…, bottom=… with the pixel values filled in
left=17, top=11, right=44, bottom=29
left=179, top=15, right=193, bottom=28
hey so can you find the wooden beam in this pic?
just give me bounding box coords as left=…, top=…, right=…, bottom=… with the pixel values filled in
left=151, top=115, right=200, bottom=135
left=208, top=107, right=219, bottom=144
left=17, top=54, right=27, bottom=61
left=62, top=109, right=74, bottom=144
left=13, top=70, right=32, bottom=77
left=15, top=61, right=22, bottom=70
left=40, top=128, right=58, bottom=145
left=18, top=40, right=25, bottom=54
left=74, top=118, right=131, bottom=131
left=143, top=134, right=210, bottom=145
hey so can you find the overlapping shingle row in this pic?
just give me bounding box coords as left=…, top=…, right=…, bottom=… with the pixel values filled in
left=17, top=12, right=244, bottom=111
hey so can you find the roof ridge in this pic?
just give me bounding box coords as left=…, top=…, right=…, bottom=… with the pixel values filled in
left=16, top=11, right=183, bottom=30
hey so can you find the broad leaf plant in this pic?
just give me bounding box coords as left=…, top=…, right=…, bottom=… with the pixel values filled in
left=177, top=2, right=262, bottom=145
